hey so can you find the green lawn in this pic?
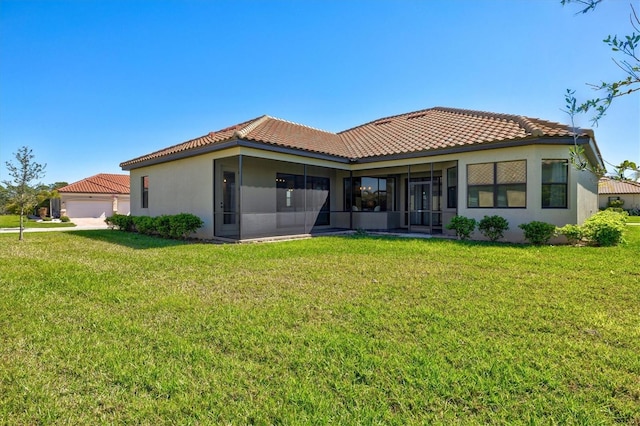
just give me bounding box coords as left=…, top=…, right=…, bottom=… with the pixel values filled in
left=627, top=215, right=640, bottom=223
left=0, top=214, right=76, bottom=228
left=1, top=228, right=639, bottom=424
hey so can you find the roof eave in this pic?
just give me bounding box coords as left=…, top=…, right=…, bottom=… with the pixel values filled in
left=352, top=135, right=593, bottom=164
left=120, top=138, right=351, bottom=170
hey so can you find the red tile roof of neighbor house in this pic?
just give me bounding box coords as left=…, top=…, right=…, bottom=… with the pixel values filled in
left=599, top=177, right=640, bottom=194
left=120, top=107, right=594, bottom=167
left=58, top=173, right=130, bottom=194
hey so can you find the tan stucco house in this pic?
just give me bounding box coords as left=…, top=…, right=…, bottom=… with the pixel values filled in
left=598, top=177, right=640, bottom=210
left=120, top=107, right=603, bottom=242
left=58, top=173, right=130, bottom=218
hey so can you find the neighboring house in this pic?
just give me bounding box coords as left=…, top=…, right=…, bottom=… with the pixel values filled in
left=58, top=173, right=130, bottom=218
left=120, top=106, right=603, bottom=242
left=598, top=177, right=640, bottom=210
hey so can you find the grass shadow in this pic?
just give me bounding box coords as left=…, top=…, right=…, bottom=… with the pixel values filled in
left=68, top=229, right=199, bottom=250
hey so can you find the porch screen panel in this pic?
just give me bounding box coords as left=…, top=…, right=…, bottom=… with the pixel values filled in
left=447, top=167, right=457, bottom=209
left=344, top=177, right=394, bottom=211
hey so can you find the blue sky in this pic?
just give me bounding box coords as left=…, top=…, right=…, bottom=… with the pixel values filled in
left=1, top=0, right=638, bottom=185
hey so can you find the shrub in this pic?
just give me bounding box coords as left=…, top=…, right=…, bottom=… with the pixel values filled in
left=168, top=213, right=204, bottom=239
left=519, top=221, right=557, bottom=245
left=106, top=214, right=134, bottom=231
left=60, top=215, right=70, bottom=223
left=557, top=224, right=583, bottom=245
left=354, top=228, right=369, bottom=237
left=581, top=210, right=628, bottom=246
left=628, top=207, right=640, bottom=216
left=154, top=215, right=172, bottom=238
left=478, top=215, right=509, bottom=242
left=606, top=207, right=625, bottom=213
left=132, top=215, right=155, bottom=235
left=446, top=215, right=477, bottom=240
left=106, top=213, right=203, bottom=239
left=607, top=199, right=625, bottom=209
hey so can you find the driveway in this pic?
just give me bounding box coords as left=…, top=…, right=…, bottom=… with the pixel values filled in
left=69, top=217, right=110, bottom=229
left=0, top=217, right=109, bottom=233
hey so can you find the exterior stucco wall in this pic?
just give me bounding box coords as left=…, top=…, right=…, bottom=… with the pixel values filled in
left=130, top=154, right=218, bottom=238
left=574, top=167, right=599, bottom=224
left=129, top=150, right=348, bottom=239
left=125, top=143, right=598, bottom=242
left=456, top=145, right=597, bottom=242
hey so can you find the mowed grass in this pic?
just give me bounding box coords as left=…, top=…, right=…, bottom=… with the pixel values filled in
left=0, top=214, right=76, bottom=228
left=1, top=228, right=639, bottom=424
left=627, top=215, right=640, bottom=223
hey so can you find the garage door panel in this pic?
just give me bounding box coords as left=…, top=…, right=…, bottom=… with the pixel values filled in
left=66, top=201, right=113, bottom=218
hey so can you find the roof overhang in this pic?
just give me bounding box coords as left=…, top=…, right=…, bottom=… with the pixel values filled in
left=121, top=135, right=603, bottom=172
left=352, top=135, right=595, bottom=164
left=120, top=138, right=351, bottom=170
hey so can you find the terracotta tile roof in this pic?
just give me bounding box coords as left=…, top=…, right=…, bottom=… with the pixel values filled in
left=599, top=177, right=640, bottom=194
left=58, top=173, right=130, bottom=194
left=338, top=107, right=590, bottom=159
left=240, top=116, right=353, bottom=158
left=120, top=107, right=592, bottom=167
left=120, top=117, right=263, bottom=168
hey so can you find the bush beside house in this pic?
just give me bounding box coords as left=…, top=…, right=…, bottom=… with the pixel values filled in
left=106, top=213, right=203, bottom=239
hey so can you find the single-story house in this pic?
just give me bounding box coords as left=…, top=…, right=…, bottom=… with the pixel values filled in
left=120, top=106, right=603, bottom=242
left=598, top=177, right=640, bottom=210
left=58, top=173, right=130, bottom=218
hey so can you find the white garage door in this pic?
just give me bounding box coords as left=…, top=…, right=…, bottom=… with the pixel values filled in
left=66, top=201, right=113, bottom=218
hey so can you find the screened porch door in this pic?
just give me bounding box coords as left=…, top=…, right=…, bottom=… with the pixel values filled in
left=409, top=181, right=431, bottom=228
left=215, top=167, right=239, bottom=238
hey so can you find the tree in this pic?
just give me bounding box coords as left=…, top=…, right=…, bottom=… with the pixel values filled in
left=562, top=0, right=640, bottom=180
left=0, top=184, right=9, bottom=215
left=35, top=182, right=67, bottom=217
left=3, top=146, right=47, bottom=240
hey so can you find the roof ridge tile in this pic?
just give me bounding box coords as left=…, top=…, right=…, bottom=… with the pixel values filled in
left=234, top=115, right=270, bottom=138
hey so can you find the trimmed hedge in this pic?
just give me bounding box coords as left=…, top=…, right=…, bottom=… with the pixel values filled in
left=446, top=215, right=477, bottom=240
left=557, top=224, right=583, bottom=245
left=478, top=215, right=509, bottom=242
left=105, top=214, right=134, bottom=232
left=519, top=221, right=557, bottom=245
left=106, top=213, right=203, bottom=239
left=557, top=210, right=628, bottom=247
left=581, top=210, right=628, bottom=246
